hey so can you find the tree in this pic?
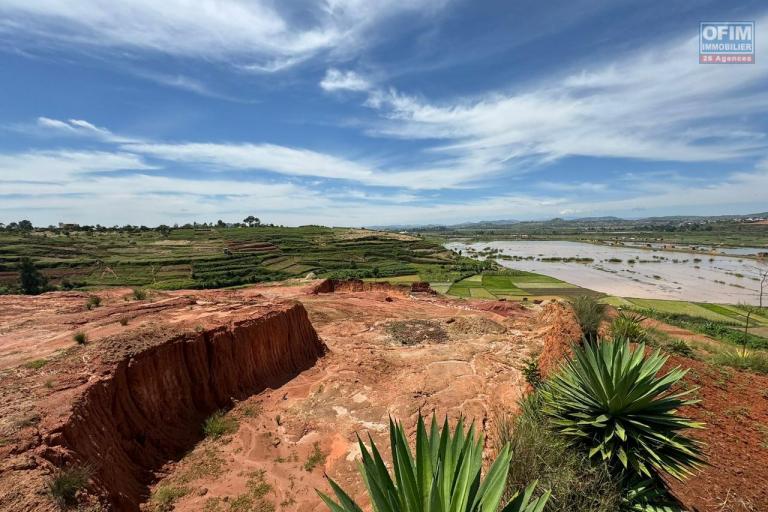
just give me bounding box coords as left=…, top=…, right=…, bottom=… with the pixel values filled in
left=18, top=257, right=48, bottom=295
left=243, top=215, right=261, bottom=227
left=738, top=301, right=759, bottom=357
left=18, top=219, right=33, bottom=232
left=747, top=259, right=768, bottom=309
left=156, top=224, right=171, bottom=237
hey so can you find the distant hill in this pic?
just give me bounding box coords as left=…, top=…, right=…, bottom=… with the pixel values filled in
left=370, top=212, right=768, bottom=231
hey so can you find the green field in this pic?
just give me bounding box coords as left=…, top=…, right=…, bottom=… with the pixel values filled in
left=602, top=297, right=768, bottom=326
left=0, top=227, right=468, bottom=291
left=445, top=270, right=599, bottom=301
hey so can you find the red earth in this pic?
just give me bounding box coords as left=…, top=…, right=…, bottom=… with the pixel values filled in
left=0, top=281, right=766, bottom=511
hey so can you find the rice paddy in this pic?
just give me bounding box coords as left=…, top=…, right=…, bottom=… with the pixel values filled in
left=446, top=270, right=598, bottom=301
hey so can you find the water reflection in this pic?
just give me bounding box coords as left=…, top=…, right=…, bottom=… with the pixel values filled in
left=446, top=241, right=766, bottom=305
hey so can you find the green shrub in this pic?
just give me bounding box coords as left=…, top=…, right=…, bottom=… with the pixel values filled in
left=496, top=394, right=622, bottom=512
left=132, top=288, right=147, bottom=300
left=86, top=295, right=101, bottom=309
left=202, top=411, right=238, bottom=439
left=318, top=413, right=550, bottom=512
left=18, top=256, right=49, bottom=295
left=23, top=359, right=48, bottom=370
left=712, top=350, right=768, bottom=375
left=666, top=339, right=695, bottom=358
left=633, top=308, right=768, bottom=350
left=609, top=312, right=647, bottom=343
left=303, top=442, right=326, bottom=472
left=521, top=357, right=543, bottom=389
left=569, top=296, right=606, bottom=342
left=73, top=332, right=88, bottom=345
left=47, top=466, right=90, bottom=507
left=542, top=339, right=704, bottom=482
left=151, top=485, right=190, bottom=511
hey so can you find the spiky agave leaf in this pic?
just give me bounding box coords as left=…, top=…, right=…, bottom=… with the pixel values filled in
left=317, top=413, right=550, bottom=512
left=541, top=338, right=705, bottom=482
left=610, top=311, right=648, bottom=344
left=621, top=477, right=682, bottom=512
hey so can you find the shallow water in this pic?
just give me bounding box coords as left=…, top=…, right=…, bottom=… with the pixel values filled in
left=446, top=240, right=767, bottom=305
left=618, top=242, right=767, bottom=256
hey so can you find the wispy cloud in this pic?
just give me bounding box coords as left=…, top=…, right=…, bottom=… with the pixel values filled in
left=1, top=143, right=767, bottom=226
left=355, top=17, right=768, bottom=176
left=0, top=0, right=449, bottom=72
left=125, top=142, right=377, bottom=182
left=0, top=149, right=153, bottom=182
left=320, top=68, right=371, bottom=92
left=123, top=140, right=494, bottom=189
left=36, top=117, right=139, bottom=143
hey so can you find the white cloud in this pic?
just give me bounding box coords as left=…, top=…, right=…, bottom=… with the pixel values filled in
left=36, top=117, right=137, bottom=143
left=37, top=117, right=75, bottom=131
left=536, top=181, right=608, bottom=193
left=0, top=149, right=154, bottom=182
left=22, top=118, right=495, bottom=190
left=126, top=142, right=377, bottom=182
left=320, top=69, right=371, bottom=92
left=358, top=17, right=768, bottom=173
left=0, top=0, right=448, bottom=72
left=1, top=145, right=766, bottom=227
left=121, top=140, right=497, bottom=189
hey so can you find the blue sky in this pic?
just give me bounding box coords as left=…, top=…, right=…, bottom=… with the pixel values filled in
left=0, top=0, right=767, bottom=227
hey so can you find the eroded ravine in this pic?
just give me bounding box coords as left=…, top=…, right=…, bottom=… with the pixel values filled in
left=11, top=301, right=326, bottom=511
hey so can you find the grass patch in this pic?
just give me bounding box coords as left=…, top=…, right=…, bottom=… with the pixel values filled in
left=570, top=295, right=606, bottom=342
left=600, top=296, right=635, bottom=307
left=628, top=298, right=732, bottom=322
left=447, top=269, right=586, bottom=300
left=23, top=358, right=48, bottom=369
left=177, top=447, right=225, bottom=484
left=151, top=485, right=190, bottom=512
left=303, top=442, right=326, bottom=472
left=202, top=411, right=238, bottom=439
left=712, top=350, right=768, bottom=375
left=469, top=287, right=496, bottom=298
left=634, top=307, right=768, bottom=350
left=496, top=393, right=622, bottom=511
left=47, top=466, right=91, bottom=508
left=446, top=284, right=471, bottom=297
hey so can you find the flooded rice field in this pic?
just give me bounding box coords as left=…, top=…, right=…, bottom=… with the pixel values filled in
left=446, top=240, right=767, bottom=304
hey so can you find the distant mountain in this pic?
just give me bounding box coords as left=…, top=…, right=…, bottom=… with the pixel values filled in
left=369, top=212, right=768, bottom=231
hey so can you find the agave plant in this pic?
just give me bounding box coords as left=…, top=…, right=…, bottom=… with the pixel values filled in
left=622, top=478, right=682, bottom=512
left=610, top=311, right=648, bottom=344
left=541, top=338, right=704, bottom=481
left=318, top=414, right=550, bottom=512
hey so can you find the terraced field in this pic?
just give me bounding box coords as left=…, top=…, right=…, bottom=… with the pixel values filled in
left=0, top=227, right=460, bottom=291
left=601, top=296, right=768, bottom=326
left=446, top=270, right=600, bottom=301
